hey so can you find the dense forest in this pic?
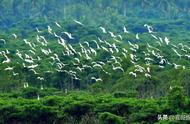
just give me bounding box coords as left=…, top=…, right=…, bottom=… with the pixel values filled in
left=1, top=0, right=190, bottom=123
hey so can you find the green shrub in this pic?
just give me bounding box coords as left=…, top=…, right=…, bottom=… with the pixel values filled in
left=99, top=112, right=125, bottom=124
left=113, top=91, right=127, bottom=98
left=22, top=87, right=39, bottom=99
left=22, top=104, right=57, bottom=124
left=64, top=102, right=93, bottom=120
left=79, top=114, right=100, bottom=124
left=167, top=86, right=188, bottom=113
left=43, top=96, right=62, bottom=106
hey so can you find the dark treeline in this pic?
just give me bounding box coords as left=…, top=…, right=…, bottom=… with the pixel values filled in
left=0, top=0, right=190, bottom=29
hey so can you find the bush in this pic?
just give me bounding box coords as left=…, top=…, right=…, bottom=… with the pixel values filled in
left=64, top=102, right=93, bottom=120
left=22, top=104, right=57, bottom=124
left=43, top=96, right=62, bottom=106
left=79, top=114, right=100, bottom=124
left=167, top=86, right=188, bottom=112
left=113, top=91, right=127, bottom=98
left=22, top=87, right=39, bottom=99
left=99, top=112, right=125, bottom=124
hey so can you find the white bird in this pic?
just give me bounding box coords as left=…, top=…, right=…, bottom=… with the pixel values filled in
left=170, top=86, right=173, bottom=90
left=112, top=66, right=124, bottom=72
left=74, top=58, right=80, bottom=63
left=129, top=71, right=137, bottom=78
left=101, top=46, right=109, bottom=52
left=37, top=77, right=44, bottom=81
left=92, top=40, right=100, bottom=49
left=4, top=66, right=14, bottom=71
left=62, top=32, right=74, bottom=39
left=145, top=73, right=151, bottom=78
left=122, top=48, right=128, bottom=53
left=172, top=48, right=182, bottom=58
left=73, top=75, right=81, bottom=80
left=159, top=65, right=165, bottom=69
left=183, top=66, right=186, bottom=70
left=40, top=85, right=44, bottom=90
left=0, top=39, right=6, bottom=44
left=173, top=63, right=182, bottom=69
left=30, top=69, right=39, bottom=75
left=91, top=77, right=103, bottom=82
left=54, top=32, right=60, bottom=38
left=29, top=50, right=36, bottom=55
left=147, top=67, right=150, bottom=73
left=93, top=63, right=103, bottom=69
left=108, top=31, right=116, bottom=38
left=41, top=48, right=50, bottom=55
left=12, top=33, right=17, bottom=39
left=36, top=27, right=42, bottom=33
left=26, top=83, right=29, bottom=88
left=128, top=41, right=135, bottom=47
left=98, top=37, right=104, bottom=43
left=47, top=25, right=53, bottom=34
left=55, top=21, right=62, bottom=28
left=73, top=20, right=84, bottom=26
left=113, top=38, right=121, bottom=43
left=2, top=55, right=11, bottom=63
left=65, top=88, right=68, bottom=94
left=117, top=35, right=122, bottom=40
left=99, top=26, right=107, bottom=33
left=136, top=33, right=139, bottom=40
left=5, top=49, right=10, bottom=54
left=123, top=26, right=130, bottom=33
left=151, top=34, right=158, bottom=40
left=185, top=54, right=190, bottom=59
left=130, top=54, right=136, bottom=61
left=82, top=64, right=92, bottom=69
left=27, top=64, right=38, bottom=69
left=25, top=59, right=34, bottom=63
left=13, top=72, right=19, bottom=76
left=90, top=47, right=97, bottom=56
left=184, top=45, right=190, bottom=50
left=159, top=37, right=164, bottom=43
left=37, top=94, right=40, bottom=100
left=164, top=37, right=170, bottom=45
left=145, top=57, right=154, bottom=62
left=37, top=56, right=41, bottom=61
left=122, top=52, right=127, bottom=58
left=144, top=24, right=154, bottom=33
left=159, top=59, right=167, bottom=65
left=76, top=66, right=84, bottom=72
left=24, top=83, right=26, bottom=88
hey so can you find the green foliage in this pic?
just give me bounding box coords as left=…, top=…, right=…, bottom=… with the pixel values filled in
left=99, top=112, right=125, bottom=124
left=22, top=87, right=40, bottom=99
left=64, top=102, right=93, bottom=120
left=167, top=86, right=188, bottom=113
left=0, top=90, right=189, bottom=123
left=113, top=91, right=127, bottom=98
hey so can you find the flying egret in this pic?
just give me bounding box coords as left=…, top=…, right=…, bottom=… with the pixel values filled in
left=99, top=26, right=107, bottom=33
left=4, top=66, right=14, bottom=71
left=91, top=77, right=103, bottom=82
left=55, top=21, right=62, bottom=28
left=73, top=20, right=84, bottom=26
left=62, top=32, right=74, bottom=39
left=123, top=26, right=130, bottom=33
left=12, top=33, right=17, bottom=39
left=129, top=71, right=137, bottom=78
